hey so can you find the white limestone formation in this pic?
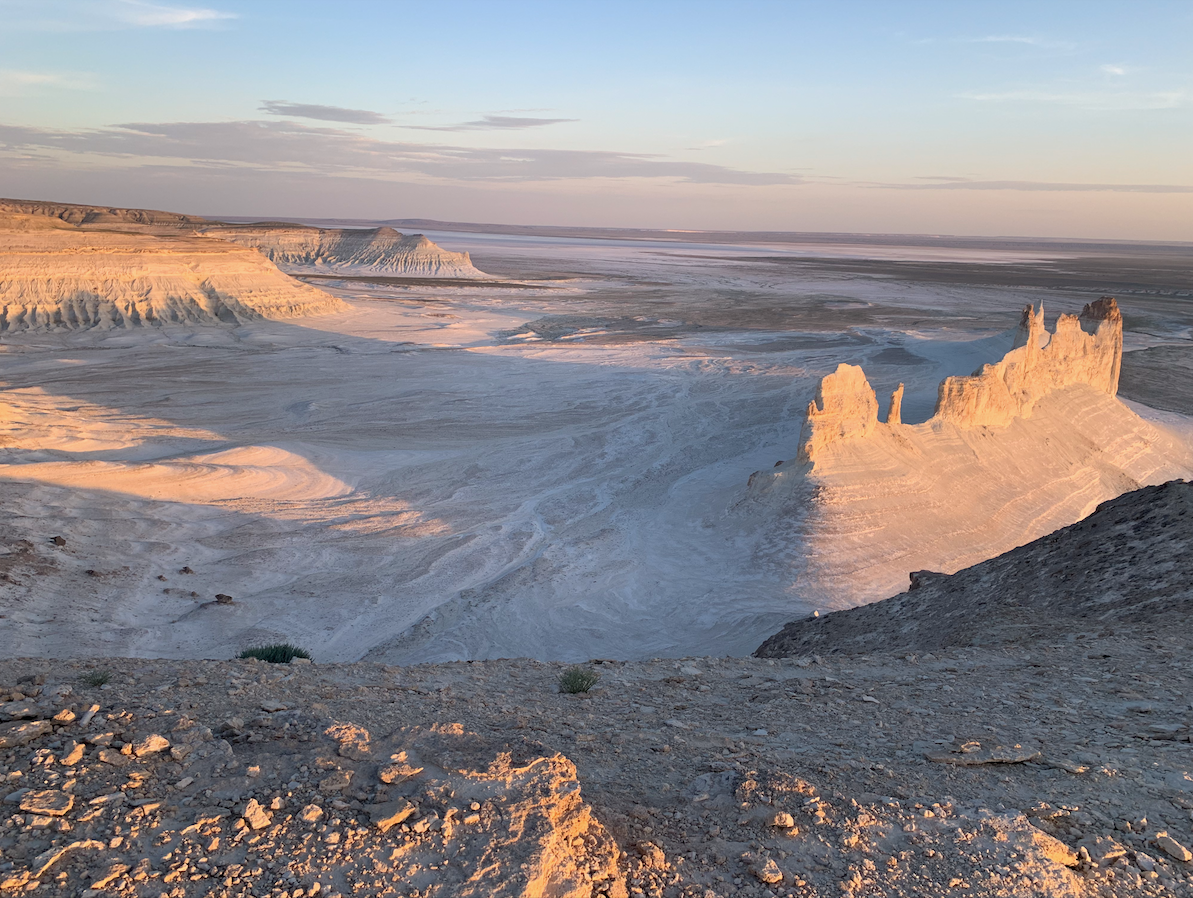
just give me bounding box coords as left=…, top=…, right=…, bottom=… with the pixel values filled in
left=800, top=299, right=1124, bottom=462
left=202, top=224, right=487, bottom=278
left=759, top=298, right=1193, bottom=613
left=0, top=219, right=345, bottom=332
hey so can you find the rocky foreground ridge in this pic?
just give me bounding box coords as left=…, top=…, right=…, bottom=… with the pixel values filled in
left=2, top=483, right=1193, bottom=897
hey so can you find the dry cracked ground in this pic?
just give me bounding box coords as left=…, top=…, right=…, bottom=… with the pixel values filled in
left=1, top=631, right=1191, bottom=898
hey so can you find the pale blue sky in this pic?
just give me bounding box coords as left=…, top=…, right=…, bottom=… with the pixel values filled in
left=1, top=0, right=1191, bottom=238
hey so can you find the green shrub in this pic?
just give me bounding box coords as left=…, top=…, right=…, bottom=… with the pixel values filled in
left=558, top=665, right=600, bottom=694
left=239, top=643, right=311, bottom=664
left=81, top=669, right=112, bottom=687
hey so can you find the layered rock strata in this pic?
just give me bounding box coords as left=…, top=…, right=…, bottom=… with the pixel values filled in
left=753, top=298, right=1193, bottom=612
left=201, top=225, right=487, bottom=278
left=0, top=224, right=345, bottom=332
left=799, top=299, right=1123, bottom=463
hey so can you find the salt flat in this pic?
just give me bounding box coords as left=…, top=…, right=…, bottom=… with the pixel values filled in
left=2, top=227, right=1192, bottom=663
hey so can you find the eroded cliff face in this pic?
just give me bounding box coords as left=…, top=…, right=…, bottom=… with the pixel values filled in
left=799, top=299, right=1124, bottom=463
left=0, top=225, right=345, bottom=332
left=202, top=225, right=487, bottom=278
left=754, top=298, right=1193, bottom=615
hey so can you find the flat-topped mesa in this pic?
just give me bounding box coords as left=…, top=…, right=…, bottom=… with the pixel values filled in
left=798, top=298, right=1123, bottom=463
left=201, top=224, right=487, bottom=278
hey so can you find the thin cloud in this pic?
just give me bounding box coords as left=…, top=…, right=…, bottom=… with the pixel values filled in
left=967, top=35, right=1077, bottom=51
left=1100, top=64, right=1129, bottom=76
left=260, top=101, right=390, bottom=125
left=959, top=88, right=1186, bottom=111
left=0, top=69, right=97, bottom=94
left=881, top=177, right=1193, bottom=194
left=0, top=119, right=797, bottom=186
left=0, top=0, right=236, bottom=30
left=113, top=0, right=235, bottom=26
left=688, top=139, right=729, bottom=150
left=404, top=115, right=578, bottom=132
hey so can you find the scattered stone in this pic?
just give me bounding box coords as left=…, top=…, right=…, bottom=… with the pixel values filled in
left=769, top=812, right=797, bottom=829
left=50, top=536, right=66, bottom=546
left=319, top=769, right=353, bottom=793
left=0, top=718, right=51, bottom=748
left=750, top=857, right=784, bottom=884
left=131, top=733, right=170, bottom=757
left=636, top=841, right=666, bottom=869
left=242, top=798, right=273, bottom=830
left=90, top=862, right=131, bottom=889
left=215, top=593, right=234, bottom=604
left=19, top=789, right=74, bottom=816
left=925, top=740, right=1040, bottom=766
left=60, top=739, right=85, bottom=766
left=368, top=799, right=417, bottom=833
left=300, top=804, right=324, bottom=824
left=378, top=752, right=423, bottom=784
left=1154, top=831, right=1193, bottom=863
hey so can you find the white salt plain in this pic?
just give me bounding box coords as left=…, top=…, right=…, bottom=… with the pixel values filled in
left=1, top=230, right=1191, bottom=663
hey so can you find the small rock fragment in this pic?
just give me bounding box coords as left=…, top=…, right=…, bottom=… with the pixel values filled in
left=768, top=812, right=797, bottom=830
left=242, top=798, right=272, bottom=830
left=19, top=789, right=74, bottom=816
left=0, top=719, right=51, bottom=748
left=378, top=752, right=424, bottom=784
left=299, top=804, right=324, bottom=824
left=750, top=858, right=784, bottom=884
left=132, top=733, right=170, bottom=757
left=319, top=769, right=353, bottom=794
left=635, top=841, right=666, bottom=869
left=91, top=862, right=131, bottom=889
left=369, top=799, right=416, bottom=833
left=60, top=740, right=85, bottom=766
left=215, top=593, right=234, bottom=604
left=1155, top=832, right=1193, bottom=863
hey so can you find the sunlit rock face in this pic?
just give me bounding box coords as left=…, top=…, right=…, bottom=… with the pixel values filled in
left=0, top=218, right=345, bottom=332
left=754, top=298, right=1193, bottom=613
left=202, top=224, right=487, bottom=278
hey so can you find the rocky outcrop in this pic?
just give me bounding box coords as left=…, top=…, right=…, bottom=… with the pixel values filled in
left=756, top=478, right=1193, bottom=658
left=0, top=226, right=345, bottom=332
left=202, top=224, right=487, bottom=278
left=751, top=298, right=1193, bottom=616
left=0, top=198, right=206, bottom=232
left=800, top=299, right=1124, bottom=463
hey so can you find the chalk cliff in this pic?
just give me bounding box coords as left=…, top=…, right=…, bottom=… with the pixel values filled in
left=0, top=222, right=345, bottom=332
left=201, top=224, right=487, bottom=278
left=800, top=299, right=1124, bottom=463
left=753, top=298, right=1193, bottom=615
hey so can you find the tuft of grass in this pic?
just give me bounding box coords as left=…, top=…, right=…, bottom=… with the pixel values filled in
left=558, top=665, right=600, bottom=694
left=238, top=643, right=311, bottom=664
left=81, top=669, right=112, bottom=687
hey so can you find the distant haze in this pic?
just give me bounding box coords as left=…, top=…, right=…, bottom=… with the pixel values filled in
left=1, top=0, right=1191, bottom=240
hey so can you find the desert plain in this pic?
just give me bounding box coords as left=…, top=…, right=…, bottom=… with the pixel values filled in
left=1, top=203, right=1192, bottom=897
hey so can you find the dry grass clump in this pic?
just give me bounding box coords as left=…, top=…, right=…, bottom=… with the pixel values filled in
left=558, top=665, right=600, bottom=694
left=239, top=643, right=311, bottom=664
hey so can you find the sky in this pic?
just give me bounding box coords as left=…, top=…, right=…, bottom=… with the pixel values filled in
left=1, top=0, right=1191, bottom=240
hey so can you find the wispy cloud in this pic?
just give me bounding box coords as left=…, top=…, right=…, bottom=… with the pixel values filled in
left=879, top=177, right=1193, bottom=194
left=688, top=139, right=729, bottom=151
left=959, top=88, right=1186, bottom=111
left=0, top=119, right=797, bottom=186
left=0, top=69, right=97, bottom=95
left=1100, top=64, right=1130, bottom=76
left=260, top=101, right=390, bottom=125
left=967, top=35, right=1077, bottom=51
left=403, top=115, right=578, bottom=132
left=0, top=0, right=236, bottom=30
